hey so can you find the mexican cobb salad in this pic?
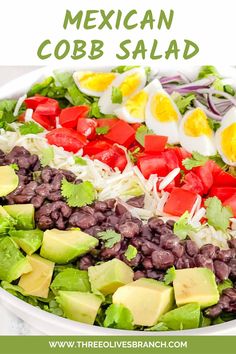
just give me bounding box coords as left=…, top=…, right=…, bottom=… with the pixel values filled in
left=0, top=65, right=236, bottom=331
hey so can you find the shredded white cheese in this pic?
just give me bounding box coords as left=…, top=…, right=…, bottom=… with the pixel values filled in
left=159, top=167, right=180, bottom=190
left=13, top=94, right=27, bottom=117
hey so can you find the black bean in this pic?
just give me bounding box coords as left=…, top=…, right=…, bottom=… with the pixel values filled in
left=216, top=249, right=232, bottom=263
left=214, top=260, right=230, bottom=281
left=141, top=224, right=153, bottom=240
left=160, top=234, right=179, bottom=250
left=148, top=217, right=164, bottom=231
left=166, top=220, right=175, bottom=230
left=229, top=259, right=236, bottom=279
left=115, top=203, right=128, bottom=215
left=100, top=242, right=121, bottom=259
left=185, top=240, right=199, bottom=256
left=37, top=215, right=54, bottom=230
left=79, top=256, right=93, bottom=270
left=94, top=201, right=108, bottom=212
left=194, top=254, right=214, bottom=271
left=106, top=215, right=119, bottom=227
left=13, top=195, right=32, bottom=203
left=31, top=195, right=45, bottom=208
left=134, top=270, right=145, bottom=280
left=205, top=304, right=222, bottom=318
left=55, top=215, right=66, bottom=230
left=141, top=241, right=159, bottom=256
left=126, top=195, right=145, bottom=208
left=41, top=168, right=53, bottom=183
left=151, top=249, right=175, bottom=270
left=222, top=288, right=236, bottom=301
left=35, top=183, right=51, bottom=197
left=106, top=198, right=116, bottom=209
left=83, top=226, right=102, bottom=237
left=142, top=257, right=153, bottom=269
left=94, top=211, right=106, bottom=223
left=172, top=244, right=185, bottom=258
left=47, top=191, right=62, bottom=202
left=69, top=212, right=96, bottom=229
left=51, top=210, right=60, bottom=221
left=228, top=238, right=236, bottom=249
left=146, top=270, right=164, bottom=281
left=118, top=221, right=140, bottom=238
left=200, top=244, right=219, bottom=259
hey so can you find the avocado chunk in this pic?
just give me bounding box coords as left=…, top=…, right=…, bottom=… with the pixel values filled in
left=9, top=229, right=43, bottom=255
left=0, top=165, right=19, bottom=197
left=51, top=268, right=91, bottom=295
left=40, top=229, right=99, bottom=264
left=3, top=204, right=35, bottom=230
left=113, top=278, right=174, bottom=326
left=0, top=237, right=32, bottom=282
left=88, top=259, right=134, bottom=295
left=173, top=268, right=219, bottom=309
left=0, top=206, right=16, bottom=236
left=18, top=254, right=54, bottom=298
left=160, top=303, right=201, bottom=330
left=56, top=291, right=102, bottom=324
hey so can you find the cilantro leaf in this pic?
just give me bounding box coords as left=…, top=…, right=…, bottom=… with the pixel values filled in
left=9, top=163, right=19, bottom=171
left=19, top=121, right=44, bottom=135
left=182, top=151, right=208, bottom=170
left=128, top=147, right=140, bottom=164
left=97, top=229, right=121, bottom=248
left=174, top=93, right=195, bottom=114
left=111, top=87, right=123, bottom=104
left=61, top=179, right=96, bottom=207
left=89, top=101, right=103, bottom=118
left=104, top=304, right=134, bottom=330
left=207, top=118, right=221, bottom=132
left=205, top=196, right=233, bottom=231
left=124, top=245, right=137, bottom=261
left=217, top=279, right=233, bottom=295
left=135, top=125, right=154, bottom=146
left=40, top=147, right=54, bottom=167
left=73, top=156, right=87, bottom=166
left=198, top=66, right=220, bottom=79
left=0, top=99, right=17, bottom=112
left=164, top=266, right=176, bottom=285
left=173, top=211, right=197, bottom=240
left=96, top=126, right=110, bottom=135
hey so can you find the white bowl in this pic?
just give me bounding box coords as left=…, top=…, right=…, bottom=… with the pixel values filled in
left=0, top=66, right=236, bottom=335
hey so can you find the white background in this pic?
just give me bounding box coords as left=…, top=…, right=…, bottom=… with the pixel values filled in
left=0, top=0, right=236, bottom=66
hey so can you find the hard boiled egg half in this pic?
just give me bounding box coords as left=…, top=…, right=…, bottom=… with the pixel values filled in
left=114, top=79, right=162, bottom=123
left=98, top=67, right=147, bottom=115
left=145, top=89, right=181, bottom=144
left=73, top=71, right=117, bottom=97
left=179, top=108, right=217, bottom=156
left=215, top=107, right=236, bottom=166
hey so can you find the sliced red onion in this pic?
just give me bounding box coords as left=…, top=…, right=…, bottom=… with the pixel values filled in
left=197, top=89, right=236, bottom=106
left=207, top=94, right=221, bottom=116
left=193, top=99, right=223, bottom=120
left=160, top=73, right=190, bottom=85
left=166, top=77, right=216, bottom=94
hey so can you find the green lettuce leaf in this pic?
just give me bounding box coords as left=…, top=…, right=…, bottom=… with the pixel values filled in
left=104, top=303, right=134, bottom=330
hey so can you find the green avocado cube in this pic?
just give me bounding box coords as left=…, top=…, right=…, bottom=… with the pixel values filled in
left=113, top=278, right=174, bottom=326
left=0, top=165, right=19, bottom=197
left=88, top=259, right=134, bottom=295
left=160, top=303, right=201, bottom=330
left=56, top=291, right=102, bottom=324
left=9, top=229, right=43, bottom=255
left=0, top=237, right=32, bottom=282
left=3, top=204, right=35, bottom=230
left=173, top=268, right=219, bottom=309
left=40, top=229, right=98, bottom=264
left=0, top=206, right=16, bottom=236
left=51, top=268, right=91, bottom=295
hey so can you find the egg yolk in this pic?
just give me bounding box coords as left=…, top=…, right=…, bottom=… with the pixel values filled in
left=125, top=90, right=148, bottom=119
left=118, top=73, right=142, bottom=97
left=221, top=123, right=236, bottom=162
left=184, top=108, right=212, bottom=137
left=78, top=72, right=116, bottom=91
left=151, top=93, right=178, bottom=122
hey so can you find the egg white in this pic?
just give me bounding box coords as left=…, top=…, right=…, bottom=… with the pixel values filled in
left=145, top=90, right=181, bottom=144
left=179, top=109, right=217, bottom=156
left=73, top=71, right=117, bottom=97
left=114, top=79, right=162, bottom=123
left=215, top=107, right=236, bottom=166
left=98, top=68, right=147, bottom=115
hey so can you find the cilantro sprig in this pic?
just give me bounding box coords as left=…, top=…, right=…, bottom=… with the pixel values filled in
left=19, top=121, right=44, bottom=135
left=96, top=126, right=110, bottom=135
left=124, top=245, right=137, bottom=261
left=97, top=229, right=121, bottom=248
left=182, top=151, right=208, bottom=170
left=173, top=211, right=197, bottom=239
left=61, top=179, right=96, bottom=207
left=205, top=196, right=233, bottom=232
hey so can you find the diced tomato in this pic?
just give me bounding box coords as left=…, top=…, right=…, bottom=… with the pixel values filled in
left=172, top=147, right=192, bottom=170
left=156, top=178, right=176, bottom=193
left=77, top=118, right=97, bottom=139
left=59, top=106, right=89, bottom=129
left=193, top=161, right=214, bottom=194
left=32, top=112, right=55, bottom=131
left=163, top=187, right=198, bottom=217
left=223, top=194, right=236, bottom=217
left=18, top=112, right=25, bottom=122
left=163, top=149, right=180, bottom=171
left=96, top=118, right=118, bottom=129
left=144, top=135, right=168, bottom=153
left=209, top=187, right=236, bottom=202
left=46, top=128, right=88, bottom=153
left=83, top=139, right=112, bottom=156
left=182, top=171, right=204, bottom=195
left=104, top=120, right=135, bottom=147
left=24, top=95, right=48, bottom=110
left=137, top=154, right=169, bottom=179
left=91, top=145, right=127, bottom=171
left=35, top=98, right=60, bottom=116
left=115, top=154, right=127, bottom=171
left=211, top=163, right=236, bottom=187
left=131, top=123, right=142, bottom=131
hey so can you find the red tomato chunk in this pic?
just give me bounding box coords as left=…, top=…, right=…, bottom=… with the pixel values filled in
left=59, top=106, right=89, bottom=129
left=104, top=120, right=135, bottom=147
left=144, top=135, right=168, bottom=153
left=46, top=128, right=87, bottom=153
left=163, top=188, right=198, bottom=217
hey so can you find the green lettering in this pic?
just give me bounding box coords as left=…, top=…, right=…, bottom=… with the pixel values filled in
left=71, top=40, right=86, bottom=60
left=116, top=40, right=131, bottom=60
left=158, top=9, right=174, bottom=30
left=183, top=39, right=199, bottom=59
left=115, top=10, right=122, bottom=29
left=63, top=10, right=82, bottom=30
left=54, top=40, right=70, bottom=60
left=84, top=10, right=99, bottom=29
left=165, top=40, right=180, bottom=60
left=98, top=10, right=115, bottom=30
left=37, top=40, right=51, bottom=60
left=140, top=10, right=155, bottom=30
left=150, top=39, right=162, bottom=60
left=132, top=40, right=147, bottom=59
left=89, top=40, right=104, bottom=60
left=123, top=10, right=137, bottom=30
